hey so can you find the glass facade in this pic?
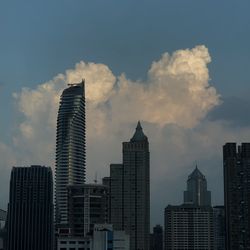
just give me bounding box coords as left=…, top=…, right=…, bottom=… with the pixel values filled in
left=55, top=81, right=86, bottom=226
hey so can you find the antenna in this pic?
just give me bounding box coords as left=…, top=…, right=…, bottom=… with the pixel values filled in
left=94, top=172, right=98, bottom=184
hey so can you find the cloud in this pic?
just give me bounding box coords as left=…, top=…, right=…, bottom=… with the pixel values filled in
left=2, top=45, right=238, bottom=225
left=12, top=45, right=220, bottom=166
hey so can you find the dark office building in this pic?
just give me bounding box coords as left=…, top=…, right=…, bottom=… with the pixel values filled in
left=55, top=81, right=86, bottom=227
left=110, top=121, right=150, bottom=250
left=151, top=225, right=163, bottom=250
left=165, top=205, right=214, bottom=250
left=223, top=143, right=250, bottom=250
left=67, top=184, right=109, bottom=237
left=213, top=206, right=225, bottom=250
left=165, top=167, right=214, bottom=250
left=6, top=165, right=53, bottom=250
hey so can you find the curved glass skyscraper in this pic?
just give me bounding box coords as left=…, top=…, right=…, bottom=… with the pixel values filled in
left=55, top=81, right=86, bottom=226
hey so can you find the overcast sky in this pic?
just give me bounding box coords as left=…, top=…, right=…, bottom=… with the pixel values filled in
left=1, top=0, right=250, bottom=227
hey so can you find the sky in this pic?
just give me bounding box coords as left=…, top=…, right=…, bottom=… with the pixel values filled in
left=1, top=0, right=250, bottom=227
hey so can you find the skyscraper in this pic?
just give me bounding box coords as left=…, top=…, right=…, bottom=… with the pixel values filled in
left=110, top=121, right=150, bottom=250
left=165, top=167, right=214, bottom=250
left=55, top=81, right=86, bottom=227
left=223, top=143, right=250, bottom=250
left=184, top=166, right=211, bottom=206
left=6, top=165, right=54, bottom=250
left=165, top=205, right=214, bottom=250
left=213, top=206, right=225, bottom=250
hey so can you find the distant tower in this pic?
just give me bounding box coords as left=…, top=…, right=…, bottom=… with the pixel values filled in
left=55, top=81, right=86, bottom=227
left=6, top=166, right=53, bottom=250
left=184, top=166, right=211, bottom=206
left=223, top=143, right=250, bottom=250
left=110, top=121, right=150, bottom=250
left=165, top=167, right=214, bottom=250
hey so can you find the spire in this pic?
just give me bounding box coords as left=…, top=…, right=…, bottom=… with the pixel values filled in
left=137, top=121, right=142, bottom=130
left=189, top=165, right=205, bottom=180
left=130, top=121, right=148, bottom=142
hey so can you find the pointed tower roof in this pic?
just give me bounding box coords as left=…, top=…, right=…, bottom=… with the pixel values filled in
left=188, top=165, right=205, bottom=180
left=130, top=121, right=148, bottom=142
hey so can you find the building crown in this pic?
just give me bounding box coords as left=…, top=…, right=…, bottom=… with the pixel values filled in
left=130, top=121, right=148, bottom=142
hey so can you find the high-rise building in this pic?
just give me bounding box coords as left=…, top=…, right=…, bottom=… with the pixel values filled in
left=150, top=225, right=163, bottom=250
left=6, top=165, right=54, bottom=250
left=223, top=143, right=250, bottom=250
left=213, top=206, right=225, bottom=250
left=55, top=81, right=86, bottom=227
left=165, top=167, right=214, bottom=250
left=67, top=183, right=109, bottom=237
left=110, top=121, right=150, bottom=250
left=184, top=166, right=211, bottom=206
left=110, top=164, right=124, bottom=230
left=165, top=205, right=214, bottom=250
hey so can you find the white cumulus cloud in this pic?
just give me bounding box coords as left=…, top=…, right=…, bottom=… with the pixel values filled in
left=2, top=45, right=233, bottom=224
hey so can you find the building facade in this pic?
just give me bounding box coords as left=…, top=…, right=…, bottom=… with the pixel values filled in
left=110, top=122, right=150, bottom=250
left=165, top=167, right=214, bottom=250
left=223, top=143, right=250, bottom=250
left=213, top=206, right=225, bottom=250
left=165, top=205, right=214, bottom=250
left=6, top=165, right=54, bottom=250
left=57, top=236, right=92, bottom=250
left=184, top=166, right=211, bottom=206
left=150, top=225, right=163, bottom=250
left=56, top=81, right=86, bottom=227
left=67, top=184, right=109, bottom=237
left=93, top=224, right=129, bottom=250
left=110, top=164, right=124, bottom=230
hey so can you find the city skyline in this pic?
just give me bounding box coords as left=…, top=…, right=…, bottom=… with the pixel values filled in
left=1, top=1, right=250, bottom=228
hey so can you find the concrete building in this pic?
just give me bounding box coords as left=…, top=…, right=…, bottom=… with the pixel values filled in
left=56, top=81, right=86, bottom=228
left=184, top=166, right=211, bottom=206
left=67, top=184, right=109, bottom=236
left=223, top=143, right=250, bottom=250
left=213, top=206, right=225, bottom=250
left=165, top=167, right=214, bottom=250
left=6, top=165, right=54, bottom=250
left=165, top=205, right=214, bottom=250
left=93, top=224, right=129, bottom=250
left=110, top=121, right=150, bottom=250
